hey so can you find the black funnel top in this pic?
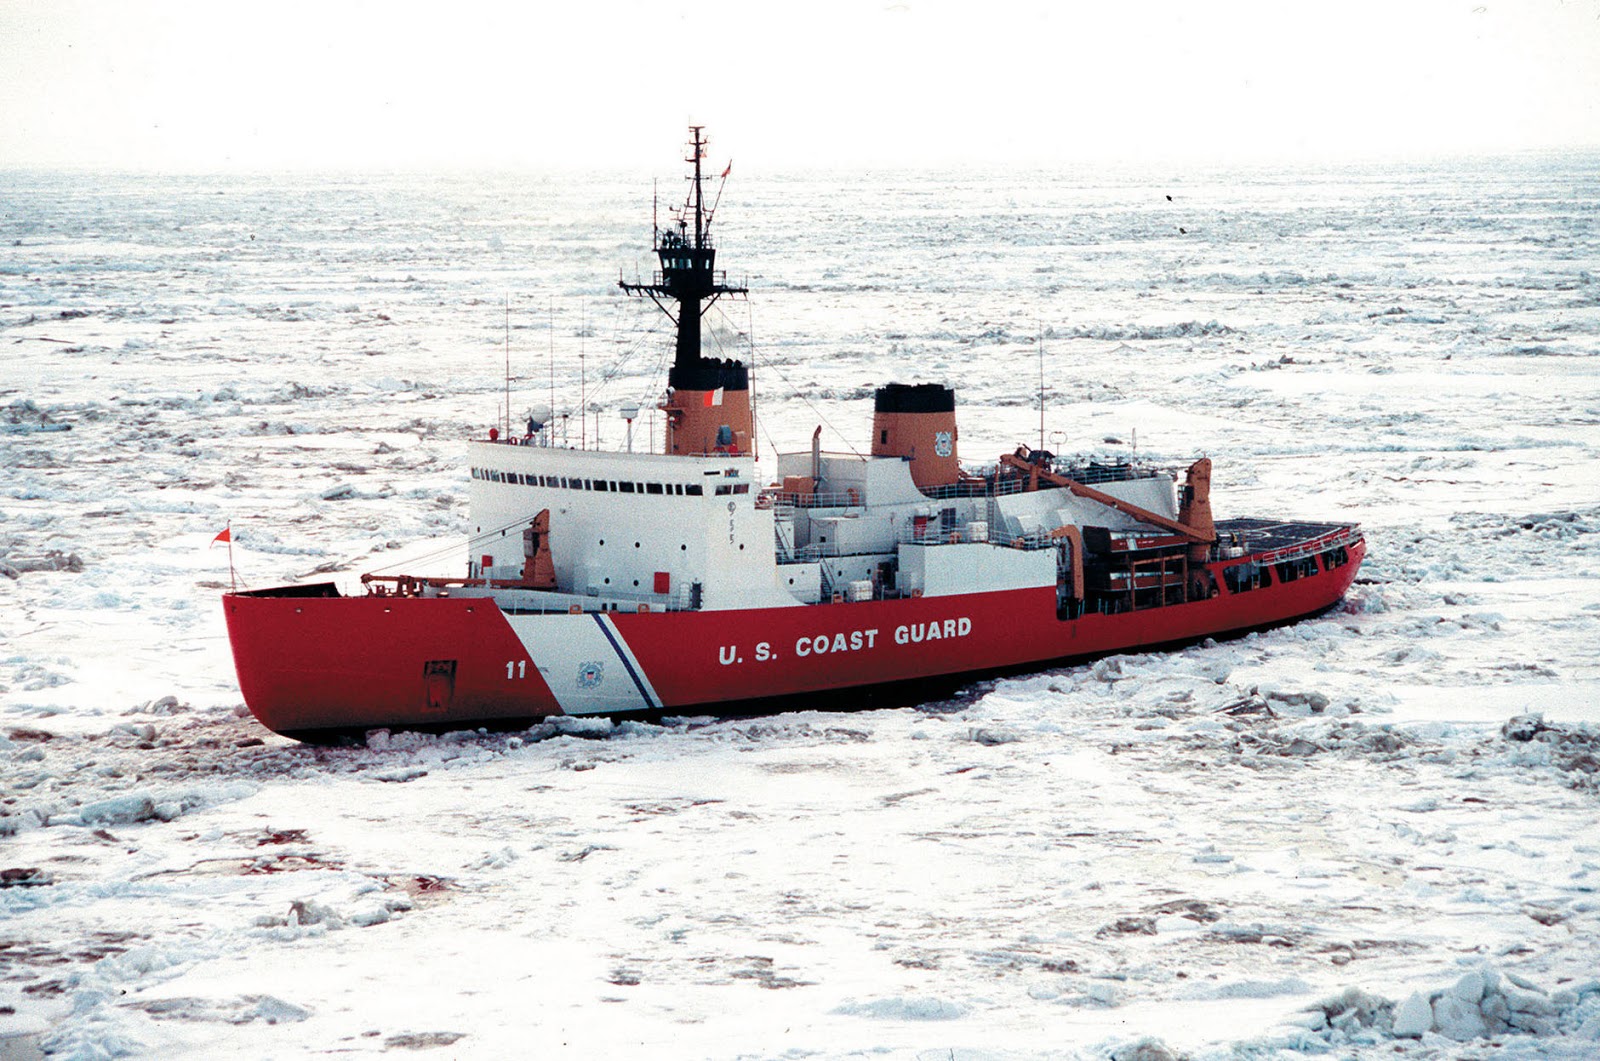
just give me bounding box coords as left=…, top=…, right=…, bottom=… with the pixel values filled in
left=874, top=383, right=955, bottom=414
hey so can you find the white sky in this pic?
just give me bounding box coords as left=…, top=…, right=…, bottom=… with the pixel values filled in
left=1, top=0, right=1597, bottom=171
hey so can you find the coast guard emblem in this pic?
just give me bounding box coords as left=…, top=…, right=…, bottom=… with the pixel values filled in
left=934, top=430, right=953, bottom=458
left=577, top=661, right=604, bottom=688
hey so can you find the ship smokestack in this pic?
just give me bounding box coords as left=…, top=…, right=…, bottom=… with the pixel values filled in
left=663, top=357, right=751, bottom=456
left=871, top=383, right=960, bottom=491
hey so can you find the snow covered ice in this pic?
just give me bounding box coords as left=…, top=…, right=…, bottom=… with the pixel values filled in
left=3, top=154, right=1599, bottom=1058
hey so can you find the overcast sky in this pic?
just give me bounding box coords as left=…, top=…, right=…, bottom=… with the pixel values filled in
left=2, top=0, right=1596, bottom=171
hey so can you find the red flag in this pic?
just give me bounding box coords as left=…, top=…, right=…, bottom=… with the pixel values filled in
left=702, top=387, right=724, bottom=408
left=212, top=524, right=238, bottom=591
left=720, top=162, right=731, bottom=179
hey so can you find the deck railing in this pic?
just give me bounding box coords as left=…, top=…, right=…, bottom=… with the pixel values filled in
left=1245, top=525, right=1362, bottom=566
left=760, top=489, right=866, bottom=509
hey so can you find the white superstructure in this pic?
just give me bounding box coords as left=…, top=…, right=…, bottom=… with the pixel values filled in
left=462, top=437, right=1189, bottom=614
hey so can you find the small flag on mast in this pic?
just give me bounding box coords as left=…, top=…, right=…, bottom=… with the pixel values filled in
left=720, top=162, right=732, bottom=179
left=212, top=524, right=237, bottom=591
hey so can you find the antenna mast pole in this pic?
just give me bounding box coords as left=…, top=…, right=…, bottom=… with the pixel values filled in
left=1038, top=322, right=1045, bottom=453
left=585, top=300, right=592, bottom=451
left=748, top=301, right=757, bottom=460
left=505, top=296, right=512, bottom=439
left=692, top=131, right=705, bottom=247
left=548, top=297, right=555, bottom=448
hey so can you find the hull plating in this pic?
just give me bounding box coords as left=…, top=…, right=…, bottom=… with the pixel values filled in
left=226, top=540, right=1364, bottom=736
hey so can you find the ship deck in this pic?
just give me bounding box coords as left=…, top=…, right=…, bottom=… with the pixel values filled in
left=1216, top=517, right=1358, bottom=561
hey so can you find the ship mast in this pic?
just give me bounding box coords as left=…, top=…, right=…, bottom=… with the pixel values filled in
left=620, top=126, right=752, bottom=456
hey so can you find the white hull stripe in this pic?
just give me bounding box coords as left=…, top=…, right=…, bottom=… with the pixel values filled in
left=505, top=612, right=653, bottom=715
left=594, top=614, right=661, bottom=710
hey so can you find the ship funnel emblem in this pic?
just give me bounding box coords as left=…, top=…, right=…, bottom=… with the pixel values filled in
left=934, top=431, right=954, bottom=458
left=577, top=661, right=605, bottom=688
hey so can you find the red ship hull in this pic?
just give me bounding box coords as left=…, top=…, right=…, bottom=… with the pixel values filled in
left=224, top=539, right=1364, bottom=738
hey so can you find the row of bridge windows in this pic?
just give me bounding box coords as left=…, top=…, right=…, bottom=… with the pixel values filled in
left=472, top=468, right=706, bottom=495
left=471, top=468, right=752, bottom=498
